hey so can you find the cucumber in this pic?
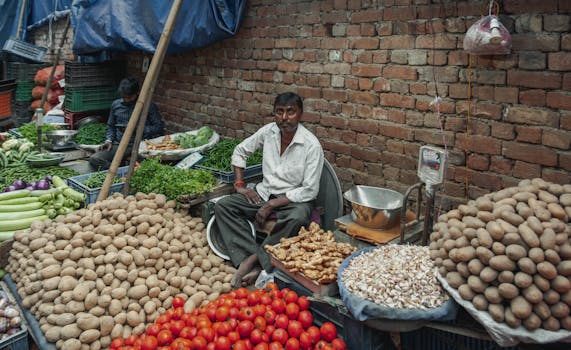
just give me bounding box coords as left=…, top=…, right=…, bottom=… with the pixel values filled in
left=0, top=190, right=30, bottom=201
left=0, top=202, right=44, bottom=212
left=0, top=215, right=49, bottom=232
left=0, top=208, right=45, bottom=221
left=0, top=231, right=15, bottom=242
left=0, top=197, right=40, bottom=205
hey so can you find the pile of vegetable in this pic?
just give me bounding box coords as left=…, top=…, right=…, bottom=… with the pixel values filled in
left=201, top=138, right=262, bottom=172
left=430, top=178, right=571, bottom=331
left=75, top=123, right=107, bottom=145
left=0, top=288, right=23, bottom=340
left=1, top=165, right=79, bottom=191
left=82, top=171, right=124, bottom=189
left=131, top=158, right=217, bottom=201
left=174, top=126, right=214, bottom=149
left=109, top=284, right=347, bottom=350
left=6, top=192, right=236, bottom=350
left=0, top=176, right=86, bottom=241
left=1, top=138, right=37, bottom=168
left=18, top=122, right=58, bottom=145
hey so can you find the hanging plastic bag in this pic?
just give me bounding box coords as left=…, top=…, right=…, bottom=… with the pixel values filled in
left=463, top=15, right=511, bottom=55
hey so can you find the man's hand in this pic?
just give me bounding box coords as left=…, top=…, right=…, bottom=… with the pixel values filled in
left=256, top=202, right=274, bottom=228
left=235, top=186, right=261, bottom=205
left=99, top=140, right=112, bottom=152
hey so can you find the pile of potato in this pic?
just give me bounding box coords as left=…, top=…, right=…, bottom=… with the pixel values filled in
left=6, top=192, right=236, bottom=350
left=430, top=178, right=570, bottom=331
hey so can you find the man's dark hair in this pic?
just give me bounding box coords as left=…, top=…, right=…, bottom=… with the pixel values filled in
left=118, top=77, right=140, bottom=97
left=274, top=92, right=303, bottom=113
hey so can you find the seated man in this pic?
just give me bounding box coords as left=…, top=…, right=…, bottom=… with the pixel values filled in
left=214, top=92, right=324, bottom=288
left=88, top=77, right=164, bottom=170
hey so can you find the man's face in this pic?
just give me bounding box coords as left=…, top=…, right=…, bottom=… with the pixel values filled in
left=274, top=103, right=301, bottom=134
left=122, top=94, right=137, bottom=104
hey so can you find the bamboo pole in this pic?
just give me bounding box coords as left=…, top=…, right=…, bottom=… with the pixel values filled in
left=98, top=0, right=184, bottom=200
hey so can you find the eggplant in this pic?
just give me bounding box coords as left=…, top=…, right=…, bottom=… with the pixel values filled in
left=11, top=180, right=26, bottom=190
left=4, top=185, right=17, bottom=192
left=35, top=180, right=50, bottom=190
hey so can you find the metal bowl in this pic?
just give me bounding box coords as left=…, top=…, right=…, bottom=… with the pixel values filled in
left=46, top=122, right=70, bottom=130
left=26, top=152, right=66, bottom=167
left=45, top=130, right=77, bottom=146
left=75, top=115, right=102, bottom=129
left=343, top=185, right=404, bottom=229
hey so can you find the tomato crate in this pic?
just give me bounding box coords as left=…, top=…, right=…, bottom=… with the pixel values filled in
left=6, top=62, right=48, bottom=81
left=64, top=86, right=118, bottom=112
left=0, top=282, right=29, bottom=350
left=67, top=166, right=129, bottom=204
left=64, top=60, right=125, bottom=87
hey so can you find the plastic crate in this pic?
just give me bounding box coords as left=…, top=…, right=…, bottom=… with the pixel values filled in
left=0, top=90, right=13, bottom=118
left=65, top=60, right=125, bottom=87
left=67, top=166, right=129, bottom=204
left=2, top=38, right=46, bottom=62
left=194, top=163, right=262, bottom=183
left=64, top=109, right=109, bottom=129
left=15, top=81, right=34, bottom=101
left=6, top=62, right=48, bottom=81
left=400, top=327, right=520, bottom=350
left=0, top=283, right=29, bottom=350
left=65, top=86, right=118, bottom=112
left=11, top=101, right=32, bottom=126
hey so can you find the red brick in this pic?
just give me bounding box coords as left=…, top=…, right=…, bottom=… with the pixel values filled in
left=378, top=123, right=414, bottom=140
left=490, top=156, right=513, bottom=175
left=321, top=115, right=347, bottom=129
left=472, top=103, right=503, bottom=120
left=277, top=62, right=299, bottom=72
left=449, top=84, right=468, bottom=99
left=349, top=38, right=379, bottom=49
left=341, top=130, right=356, bottom=144
left=507, top=71, right=561, bottom=89
left=388, top=109, right=406, bottom=124
left=352, top=65, right=382, bottom=77
left=467, top=154, right=490, bottom=171
left=380, top=152, right=417, bottom=170
left=380, top=93, right=415, bottom=108
left=322, top=141, right=351, bottom=156
left=511, top=34, right=560, bottom=52
left=561, top=152, right=571, bottom=171
left=548, top=52, right=571, bottom=71
left=349, top=91, right=378, bottom=105
left=562, top=113, right=571, bottom=130
left=564, top=73, right=571, bottom=91
left=379, top=35, right=415, bottom=49
left=358, top=78, right=374, bottom=90
left=515, top=126, right=543, bottom=144
left=416, top=34, right=457, bottom=49
left=502, top=142, right=558, bottom=166
left=351, top=9, right=383, bottom=23
left=415, top=129, right=454, bottom=146
left=448, top=50, right=468, bottom=66
left=322, top=89, right=348, bottom=102
left=519, top=90, right=546, bottom=107
left=355, top=105, right=374, bottom=118
left=542, top=129, right=571, bottom=150
left=351, top=146, right=380, bottom=162
left=474, top=86, right=494, bottom=101
left=546, top=92, right=571, bottom=110
left=428, top=51, right=447, bottom=65
left=321, top=38, right=348, bottom=49
left=505, top=107, right=559, bottom=127
left=373, top=78, right=391, bottom=92
left=491, top=122, right=515, bottom=140
left=465, top=170, right=503, bottom=192
left=387, top=139, right=404, bottom=153
left=503, top=0, right=558, bottom=13
left=542, top=168, right=571, bottom=186
left=445, top=117, right=466, bottom=132
left=512, top=161, right=541, bottom=179
left=410, top=83, right=426, bottom=94
left=373, top=51, right=389, bottom=64
left=495, top=87, right=518, bottom=104
left=456, top=134, right=502, bottom=155
left=348, top=119, right=379, bottom=134
left=383, top=7, right=416, bottom=20
left=383, top=66, right=417, bottom=80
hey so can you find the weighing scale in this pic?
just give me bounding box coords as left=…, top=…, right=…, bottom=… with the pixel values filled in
left=41, top=141, right=78, bottom=152
left=335, top=145, right=448, bottom=245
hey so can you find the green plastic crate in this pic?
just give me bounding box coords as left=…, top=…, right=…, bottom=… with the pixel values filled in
left=15, top=81, right=35, bottom=101
left=65, top=85, right=118, bottom=112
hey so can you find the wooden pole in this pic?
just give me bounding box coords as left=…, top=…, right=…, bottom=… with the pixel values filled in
left=36, top=14, right=71, bottom=153
left=16, top=0, right=27, bottom=39
left=98, top=0, right=184, bottom=201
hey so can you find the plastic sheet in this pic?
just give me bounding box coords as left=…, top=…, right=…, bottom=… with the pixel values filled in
left=463, top=15, right=511, bottom=55
left=0, top=0, right=30, bottom=43
left=71, top=0, right=246, bottom=55
left=138, top=130, right=220, bottom=161
left=337, top=246, right=458, bottom=322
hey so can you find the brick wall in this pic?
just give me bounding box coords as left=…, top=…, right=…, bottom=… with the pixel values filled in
left=29, top=18, right=74, bottom=63
left=121, top=0, right=569, bottom=208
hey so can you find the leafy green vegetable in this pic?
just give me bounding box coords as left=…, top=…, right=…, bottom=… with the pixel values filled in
left=18, top=122, right=57, bottom=145
left=201, top=138, right=262, bottom=172
left=174, top=126, right=214, bottom=148
left=0, top=164, right=79, bottom=190
left=131, top=158, right=217, bottom=201
left=76, top=123, right=107, bottom=145
left=82, top=171, right=123, bottom=189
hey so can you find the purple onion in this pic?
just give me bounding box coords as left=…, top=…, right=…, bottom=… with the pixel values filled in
left=11, top=180, right=26, bottom=189
left=24, top=186, right=35, bottom=191
left=4, top=185, right=17, bottom=192
left=35, top=180, right=50, bottom=190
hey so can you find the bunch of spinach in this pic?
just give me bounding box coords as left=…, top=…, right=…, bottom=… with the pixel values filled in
left=201, top=138, right=262, bottom=172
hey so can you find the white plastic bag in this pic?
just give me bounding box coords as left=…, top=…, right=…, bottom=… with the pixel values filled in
left=463, top=15, right=511, bottom=55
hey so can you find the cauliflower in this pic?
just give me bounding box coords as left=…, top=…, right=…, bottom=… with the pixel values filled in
left=18, top=142, right=34, bottom=152
left=2, top=139, right=19, bottom=151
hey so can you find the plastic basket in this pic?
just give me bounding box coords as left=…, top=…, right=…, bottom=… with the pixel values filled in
left=64, top=109, right=109, bottom=129
left=2, top=38, right=46, bottom=62
left=65, top=86, right=118, bottom=112
left=6, top=62, right=48, bottom=81
left=194, top=163, right=262, bottom=183
left=0, top=91, right=13, bottom=118
left=0, top=283, right=29, bottom=350
left=67, top=166, right=129, bottom=204
left=65, top=60, right=125, bottom=87
left=15, top=81, right=34, bottom=101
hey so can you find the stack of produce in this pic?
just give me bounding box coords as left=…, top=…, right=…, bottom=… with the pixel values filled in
left=174, top=126, right=214, bottom=149
left=430, top=178, right=571, bottom=331
left=0, top=288, right=24, bottom=340
left=1, top=164, right=79, bottom=191
left=17, top=121, right=58, bottom=145
left=200, top=137, right=263, bottom=172
left=6, top=192, right=236, bottom=349
left=75, top=123, right=107, bottom=145
left=31, top=65, right=65, bottom=113
left=109, top=284, right=347, bottom=350
left=0, top=137, right=37, bottom=168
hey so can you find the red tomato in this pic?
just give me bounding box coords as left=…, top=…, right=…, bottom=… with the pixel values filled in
left=296, top=296, right=310, bottom=311
left=198, top=327, right=215, bottom=342
left=214, top=336, right=231, bottom=350
left=254, top=316, right=267, bottom=331
left=172, top=296, right=185, bottom=308
left=228, top=318, right=238, bottom=330
left=179, top=326, right=197, bottom=339
left=157, top=330, right=173, bottom=346
left=253, top=304, right=266, bottom=317
left=217, top=321, right=232, bottom=336
left=237, top=320, right=255, bottom=338
left=141, top=335, right=158, bottom=350
left=297, top=311, right=313, bottom=329
left=172, top=307, right=185, bottom=320
left=233, top=340, right=249, bottom=350
left=306, top=326, right=321, bottom=345
left=147, top=324, right=162, bottom=336
left=157, top=314, right=171, bottom=325
left=331, top=338, right=346, bottom=350
left=264, top=310, right=276, bottom=325
left=247, top=291, right=261, bottom=305
left=228, top=330, right=240, bottom=343
left=287, top=320, right=303, bottom=339
left=319, top=322, right=337, bottom=342
left=314, top=340, right=329, bottom=349
left=250, top=328, right=264, bottom=344
left=271, top=299, right=286, bottom=314
left=207, top=343, right=216, bottom=350
left=254, top=344, right=269, bottom=350
left=260, top=293, right=272, bottom=306
left=237, top=298, right=249, bottom=309
left=205, top=306, right=218, bottom=321
left=196, top=316, right=212, bottom=330
left=268, top=342, right=284, bottom=350
left=285, top=303, right=300, bottom=320
left=268, top=290, right=282, bottom=301
left=285, top=338, right=300, bottom=350
left=283, top=291, right=298, bottom=304
left=274, top=314, right=289, bottom=330
left=181, top=313, right=194, bottom=327
left=229, top=307, right=240, bottom=319
left=192, top=336, right=207, bottom=350
left=264, top=282, right=279, bottom=292
left=125, top=334, right=138, bottom=345
left=170, top=320, right=185, bottom=337
left=235, top=287, right=250, bottom=299
left=298, top=332, right=312, bottom=349
left=271, top=328, right=288, bottom=345
left=216, top=306, right=230, bottom=322
left=265, top=325, right=275, bottom=339
left=170, top=338, right=190, bottom=350
left=239, top=307, right=256, bottom=322
left=110, top=338, right=125, bottom=349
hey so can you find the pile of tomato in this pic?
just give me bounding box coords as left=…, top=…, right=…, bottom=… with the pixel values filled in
left=110, top=282, right=346, bottom=350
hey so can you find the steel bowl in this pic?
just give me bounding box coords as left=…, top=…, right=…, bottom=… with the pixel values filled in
left=75, top=115, right=102, bottom=129
left=45, top=130, right=77, bottom=147
left=343, top=185, right=404, bottom=229
left=26, top=152, right=66, bottom=167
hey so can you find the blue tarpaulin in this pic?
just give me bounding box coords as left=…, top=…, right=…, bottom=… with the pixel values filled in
left=0, top=0, right=30, bottom=42
left=71, top=0, right=246, bottom=55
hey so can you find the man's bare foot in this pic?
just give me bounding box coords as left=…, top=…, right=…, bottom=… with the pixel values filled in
left=241, top=266, right=262, bottom=287
left=231, top=254, right=259, bottom=289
